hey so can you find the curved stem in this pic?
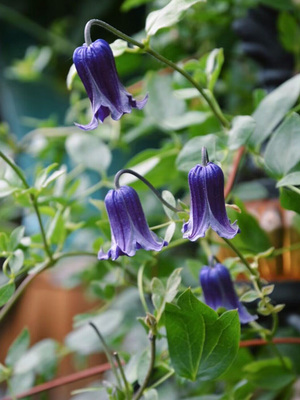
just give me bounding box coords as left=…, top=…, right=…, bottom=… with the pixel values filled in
left=145, top=48, right=230, bottom=129
left=222, top=238, right=260, bottom=284
left=114, top=169, right=179, bottom=213
left=89, top=322, right=122, bottom=389
left=133, top=332, right=156, bottom=400
left=83, top=19, right=230, bottom=129
left=30, top=195, right=53, bottom=262
left=84, top=19, right=144, bottom=48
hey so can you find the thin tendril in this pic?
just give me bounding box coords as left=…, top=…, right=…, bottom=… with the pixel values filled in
left=114, top=169, right=179, bottom=213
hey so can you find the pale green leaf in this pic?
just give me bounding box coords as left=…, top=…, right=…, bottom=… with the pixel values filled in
left=276, top=171, right=300, bottom=187
left=146, top=0, right=206, bottom=36
left=250, top=74, right=300, bottom=146
left=265, top=113, right=300, bottom=177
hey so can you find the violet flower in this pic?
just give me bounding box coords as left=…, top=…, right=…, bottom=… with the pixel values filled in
left=182, top=156, right=239, bottom=240
left=73, top=39, right=148, bottom=130
left=200, top=263, right=257, bottom=324
left=98, top=186, right=167, bottom=260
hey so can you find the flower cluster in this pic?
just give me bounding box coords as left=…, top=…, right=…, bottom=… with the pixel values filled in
left=75, top=34, right=253, bottom=326
left=98, top=158, right=239, bottom=260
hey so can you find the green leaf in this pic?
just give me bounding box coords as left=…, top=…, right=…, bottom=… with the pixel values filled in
left=280, top=187, right=300, bottom=213
left=265, top=113, right=300, bottom=177
left=151, top=268, right=182, bottom=319
left=145, top=72, right=208, bottom=130
left=198, top=310, right=240, bottom=380
left=121, top=0, right=153, bottom=11
left=250, top=74, right=300, bottom=146
left=0, top=180, right=15, bottom=198
left=0, top=233, right=8, bottom=252
left=9, top=249, right=24, bottom=274
left=144, top=389, right=159, bottom=400
left=5, top=328, right=30, bottom=367
left=65, top=133, right=111, bottom=172
left=123, top=145, right=178, bottom=190
left=34, top=163, right=58, bottom=190
left=110, top=39, right=128, bottom=57
left=176, top=134, right=222, bottom=172
left=239, top=290, right=260, bottom=303
left=0, top=282, right=15, bottom=307
left=65, top=310, right=124, bottom=355
left=162, top=190, right=177, bottom=220
left=14, top=339, right=58, bottom=379
left=146, top=0, right=205, bottom=36
left=228, top=116, right=256, bottom=150
left=277, top=171, right=300, bottom=187
left=164, top=221, right=176, bottom=243
left=278, top=12, right=300, bottom=53
left=165, top=289, right=240, bottom=381
left=244, top=358, right=295, bottom=390
left=9, top=226, right=25, bottom=251
left=206, top=48, right=224, bottom=91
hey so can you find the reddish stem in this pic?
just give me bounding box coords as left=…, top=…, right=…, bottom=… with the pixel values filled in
left=3, top=337, right=300, bottom=400
left=239, top=337, right=300, bottom=347
left=2, top=362, right=113, bottom=400
left=224, top=146, right=245, bottom=198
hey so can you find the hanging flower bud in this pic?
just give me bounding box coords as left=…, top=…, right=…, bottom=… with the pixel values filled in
left=200, top=263, right=257, bottom=324
left=98, top=186, right=167, bottom=260
left=73, top=39, right=148, bottom=130
left=182, top=155, right=239, bottom=240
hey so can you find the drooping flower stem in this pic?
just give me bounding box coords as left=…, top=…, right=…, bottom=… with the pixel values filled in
left=222, top=238, right=260, bottom=283
left=114, top=168, right=179, bottom=213
left=83, top=19, right=230, bottom=129
left=84, top=19, right=144, bottom=49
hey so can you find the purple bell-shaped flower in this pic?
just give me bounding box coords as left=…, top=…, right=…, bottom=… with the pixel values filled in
left=200, top=263, right=257, bottom=324
left=182, top=149, right=239, bottom=240
left=73, top=39, right=148, bottom=130
left=98, top=186, right=167, bottom=261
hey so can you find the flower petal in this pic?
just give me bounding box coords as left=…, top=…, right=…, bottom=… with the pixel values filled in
left=73, top=39, right=148, bottom=129
left=205, top=163, right=240, bottom=239
left=182, top=164, right=210, bottom=240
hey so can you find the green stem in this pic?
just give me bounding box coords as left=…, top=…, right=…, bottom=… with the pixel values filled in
left=138, top=263, right=149, bottom=314
left=83, top=19, right=230, bottom=129
left=113, top=352, right=131, bottom=399
left=222, top=238, right=260, bottom=285
left=149, top=369, right=175, bottom=389
left=133, top=332, right=156, bottom=400
left=89, top=322, right=122, bottom=389
left=30, top=195, right=53, bottom=261
left=84, top=19, right=144, bottom=49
